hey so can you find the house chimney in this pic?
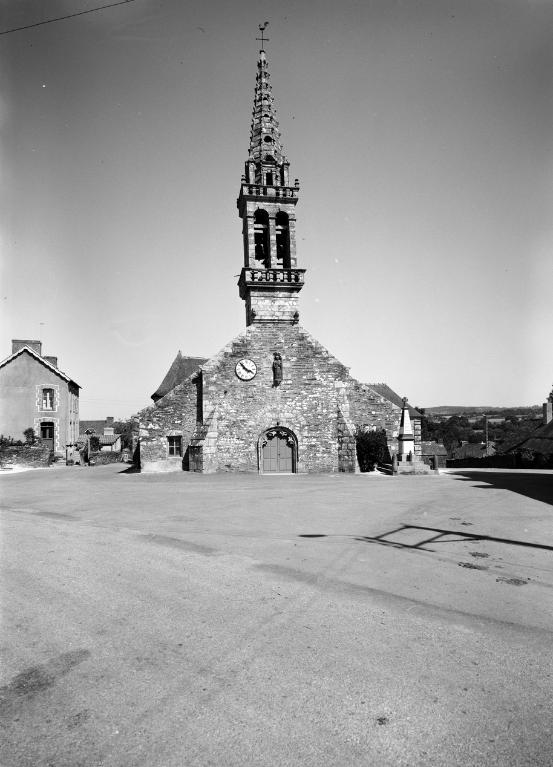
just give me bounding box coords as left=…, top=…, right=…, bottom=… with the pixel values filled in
left=43, top=356, right=58, bottom=368
left=104, top=416, right=115, bottom=436
left=12, top=339, right=42, bottom=356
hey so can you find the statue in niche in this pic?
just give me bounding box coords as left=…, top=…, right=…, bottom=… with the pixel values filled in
left=272, top=353, right=283, bottom=386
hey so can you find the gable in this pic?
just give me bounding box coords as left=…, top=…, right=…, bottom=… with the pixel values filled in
left=0, top=346, right=80, bottom=388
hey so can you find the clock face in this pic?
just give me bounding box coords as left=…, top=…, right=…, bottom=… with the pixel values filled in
left=235, top=358, right=257, bottom=381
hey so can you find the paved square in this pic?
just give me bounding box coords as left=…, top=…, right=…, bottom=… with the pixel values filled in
left=1, top=466, right=553, bottom=766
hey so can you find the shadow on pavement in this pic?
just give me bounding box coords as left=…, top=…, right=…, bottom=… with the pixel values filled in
left=448, top=471, right=553, bottom=507
left=299, top=524, right=553, bottom=553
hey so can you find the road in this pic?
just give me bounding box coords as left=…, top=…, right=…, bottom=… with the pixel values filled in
left=1, top=465, right=553, bottom=766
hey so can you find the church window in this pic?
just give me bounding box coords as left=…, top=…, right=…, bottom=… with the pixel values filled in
left=275, top=211, right=290, bottom=267
left=266, top=172, right=273, bottom=185
left=253, top=209, right=270, bottom=266
left=263, top=135, right=273, bottom=143
left=167, top=436, right=182, bottom=456
left=42, top=388, right=55, bottom=410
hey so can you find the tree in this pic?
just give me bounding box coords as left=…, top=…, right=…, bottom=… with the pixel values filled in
left=23, top=427, right=36, bottom=445
left=355, top=428, right=391, bottom=472
left=113, top=420, right=136, bottom=450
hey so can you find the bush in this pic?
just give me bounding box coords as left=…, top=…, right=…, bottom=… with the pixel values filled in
left=23, top=427, right=36, bottom=445
left=0, top=435, right=23, bottom=447
left=355, top=428, right=391, bottom=472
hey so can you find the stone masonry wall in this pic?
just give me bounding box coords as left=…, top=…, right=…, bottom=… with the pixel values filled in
left=137, top=324, right=415, bottom=473
left=199, top=324, right=355, bottom=473
left=246, top=289, right=300, bottom=324
left=138, top=375, right=199, bottom=473
left=137, top=324, right=363, bottom=474
left=347, top=382, right=402, bottom=454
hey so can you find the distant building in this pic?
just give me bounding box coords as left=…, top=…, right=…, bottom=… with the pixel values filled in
left=505, top=385, right=553, bottom=463
left=420, top=440, right=448, bottom=468
left=451, top=442, right=495, bottom=460
left=78, top=416, right=122, bottom=452
left=0, top=340, right=80, bottom=457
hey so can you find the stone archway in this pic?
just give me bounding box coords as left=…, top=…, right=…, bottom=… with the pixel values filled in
left=259, top=427, right=297, bottom=474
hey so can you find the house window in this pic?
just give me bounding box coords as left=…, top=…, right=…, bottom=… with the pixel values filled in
left=167, top=436, right=182, bottom=456
left=42, top=388, right=55, bottom=410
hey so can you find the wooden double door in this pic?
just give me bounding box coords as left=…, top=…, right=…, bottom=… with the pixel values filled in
left=262, top=429, right=295, bottom=473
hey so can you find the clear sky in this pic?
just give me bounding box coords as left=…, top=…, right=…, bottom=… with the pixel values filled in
left=2, top=0, right=552, bottom=418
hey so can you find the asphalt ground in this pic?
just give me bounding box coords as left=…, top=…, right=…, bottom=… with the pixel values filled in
left=1, top=465, right=553, bottom=767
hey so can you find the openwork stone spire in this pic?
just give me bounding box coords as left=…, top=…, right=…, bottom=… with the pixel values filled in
left=248, top=50, right=287, bottom=172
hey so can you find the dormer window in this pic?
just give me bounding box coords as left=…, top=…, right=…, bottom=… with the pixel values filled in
left=42, top=388, right=55, bottom=410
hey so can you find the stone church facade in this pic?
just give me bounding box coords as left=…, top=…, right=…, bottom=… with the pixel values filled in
left=137, top=45, right=420, bottom=473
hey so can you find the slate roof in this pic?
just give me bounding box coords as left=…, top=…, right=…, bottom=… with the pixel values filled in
left=0, top=345, right=80, bottom=387
left=451, top=443, right=492, bottom=460
left=79, top=420, right=107, bottom=434
left=367, top=383, right=423, bottom=418
left=151, top=351, right=208, bottom=401
left=507, top=419, right=553, bottom=456
left=76, top=433, right=119, bottom=445
left=97, top=435, right=120, bottom=446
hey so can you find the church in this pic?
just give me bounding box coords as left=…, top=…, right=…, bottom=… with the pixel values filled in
left=137, top=41, right=422, bottom=474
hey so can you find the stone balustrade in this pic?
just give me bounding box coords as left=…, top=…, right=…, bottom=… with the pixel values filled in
left=240, top=183, right=299, bottom=199
left=242, top=268, right=305, bottom=285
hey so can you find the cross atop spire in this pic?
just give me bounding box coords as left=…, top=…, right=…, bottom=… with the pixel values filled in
left=256, top=21, right=270, bottom=50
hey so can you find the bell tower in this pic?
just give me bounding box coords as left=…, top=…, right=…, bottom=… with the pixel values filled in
left=237, top=29, right=305, bottom=326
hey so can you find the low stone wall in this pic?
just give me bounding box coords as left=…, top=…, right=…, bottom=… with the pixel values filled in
left=0, top=444, right=52, bottom=468
left=90, top=451, right=123, bottom=465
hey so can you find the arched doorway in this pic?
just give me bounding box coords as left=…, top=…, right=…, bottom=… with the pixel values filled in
left=259, top=427, right=297, bottom=473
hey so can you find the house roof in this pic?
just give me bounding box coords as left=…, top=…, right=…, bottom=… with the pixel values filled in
left=366, top=383, right=422, bottom=418
left=420, top=440, right=448, bottom=456
left=76, top=433, right=120, bottom=445
left=79, top=420, right=108, bottom=435
left=507, top=419, right=553, bottom=456
left=151, top=351, right=208, bottom=401
left=0, top=345, right=80, bottom=387
left=451, top=443, right=491, bottom=459
left=97, top=434, right=120, bottom=446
